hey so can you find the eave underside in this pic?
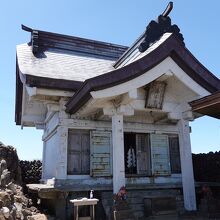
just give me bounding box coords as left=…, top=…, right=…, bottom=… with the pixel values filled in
left=190, top=91, right=220, bottom=119
left=15, top=61, right=83, bottom=125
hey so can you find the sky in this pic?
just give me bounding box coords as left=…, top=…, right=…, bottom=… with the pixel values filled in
left=0, top=0, right=219, bottom=160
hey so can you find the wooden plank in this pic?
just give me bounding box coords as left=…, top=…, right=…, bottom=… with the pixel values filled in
left=81, top=132, right=90, bottom=174
left=90, top=131, right=112, bottom=177
left=68, top=132, right=81, bottom=174
left=145, top=81, right=166, bottom=109
left=136, top=134, right=151, bottom=175
left=151, top=134, right=171, bottom=176
left=67, top=130, right=90, bottom=175
left=169, top=135, right=181, bottom=174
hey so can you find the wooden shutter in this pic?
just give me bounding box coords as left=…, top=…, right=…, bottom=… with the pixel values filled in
left=151, top=134, right=170, bottom=176
left=90, top=130, right=112, bottom=177
left=81, top=132, right=90, bottom=174
left=136, top=134, right=151, bottom=175
left=68, top=131, right=81, bottom=174
left=67, top=130, right=90, bottom=175
left=169, top=135, right=181, bottom=173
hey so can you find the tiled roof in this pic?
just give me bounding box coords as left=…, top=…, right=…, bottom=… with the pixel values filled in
left=17, top=44, right=117, bottom=82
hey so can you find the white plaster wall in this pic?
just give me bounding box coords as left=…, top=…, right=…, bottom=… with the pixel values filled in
left=43, top=131, right=59, bottom=179
left=43, top=112, right=59, bottom=139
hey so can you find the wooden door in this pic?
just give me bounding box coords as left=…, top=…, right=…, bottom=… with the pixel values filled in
left=136, top=134, right=151, bottom=175
left=67, top=130, right=90, bottom=175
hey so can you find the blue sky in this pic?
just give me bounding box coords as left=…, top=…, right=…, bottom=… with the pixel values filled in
left=0, top=0, right=219, bottom=160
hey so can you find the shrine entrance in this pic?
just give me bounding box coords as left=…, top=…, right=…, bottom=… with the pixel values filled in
left=124, top=133, right=151, bottom=176
left=124, top=133, right=137, bottom=175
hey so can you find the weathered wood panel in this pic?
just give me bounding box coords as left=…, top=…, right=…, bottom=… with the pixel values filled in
left=136, top=134, right=151, bottom=175
left=151, top=134, right=170, bottom=175
left=169, top=135, right=181, bottom=174
left=81, top=132, right=90, bottom=174
left=67, top=130, right=90, bottom=175
left=90, top=130, right=112, bottom=177
left=68, top=131, right=81, bottom=174
left=145, top=81, right=166, bottom=109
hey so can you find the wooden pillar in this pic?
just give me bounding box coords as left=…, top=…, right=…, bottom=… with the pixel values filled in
left=112, top=114, right=125, bottom=194
left=56, top=126, right=68, bottom=179
left=178, top=118, right=196, bottom=211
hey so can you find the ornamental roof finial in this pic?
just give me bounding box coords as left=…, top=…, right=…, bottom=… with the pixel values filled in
left=138, top=2, right=184, bottom=53
left=161, top=2, right=173, bottom=17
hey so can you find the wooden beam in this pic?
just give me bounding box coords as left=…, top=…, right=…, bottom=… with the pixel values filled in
left=26, top=86, right=74, bottom=98
left=103, top=105, right=134, bottom=116
left=128, top=89, right=138, bottom=99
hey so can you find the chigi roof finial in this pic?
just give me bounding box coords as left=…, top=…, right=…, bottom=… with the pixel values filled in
left=139, top=2, right=184, bottom=53
left=161, top=1, right=173, bottom=17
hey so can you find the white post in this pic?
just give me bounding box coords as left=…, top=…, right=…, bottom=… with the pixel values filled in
left=112, top=114, right=125, bottom=194
left=56, top=126, right=68, bottom=179
left=41, top=142, right=46, bottom=180
left=178, top=118, right=197, bottom=211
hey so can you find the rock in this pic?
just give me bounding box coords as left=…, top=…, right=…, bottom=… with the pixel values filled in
left=15, top=210, right=24, bottom=219
left=0, top=212, right=5, bottom=220
left=0, top=161, right=7, bottom=174
left=6, top=183, right=16, bottom=195
left=0, top=201, right=3, bottom=209
left=0, top=143, right=22, bottom=184
left=27, top=214, right=47, bottom=220
left=29, top=206, right=38, bottom=213
left=0, top=192, right=11, bottom=207
left=14, top=195, right=23, bottom=203
left=1, top=207, right=9, bottom=219
left=21, top=209, right=32, bottom=218
left=19, top=161, right=42, bottom=185
left=9, top=206, right=16, bottom=220
left=0, top=160, right=11, bottom=188
left=14, top=202, right=22, bottom=212
left=0, top=143, right=46, bottom=220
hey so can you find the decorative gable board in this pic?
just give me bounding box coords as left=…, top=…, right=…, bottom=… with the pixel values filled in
left=150, top=134, right=170, bottom=175
left=145, top=81, right=166, bottom=109
left=90, top=130, right=112, bottom=176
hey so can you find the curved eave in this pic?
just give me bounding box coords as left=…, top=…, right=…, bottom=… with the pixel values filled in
left=189, top=91, right=220, bottom=119
left=65, top=34, right=220, bottom=114
left=15, top=57, right=23, bottom=125
left=15, top=58, right=83, bottom=125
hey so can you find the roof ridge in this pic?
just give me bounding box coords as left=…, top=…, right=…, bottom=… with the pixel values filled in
left=21, top=25, right=128, bottom=60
